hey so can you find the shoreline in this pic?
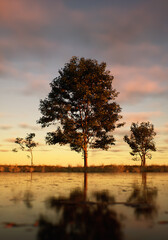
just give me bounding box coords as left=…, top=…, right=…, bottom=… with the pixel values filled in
left=0, top=164, right=168, bottom=173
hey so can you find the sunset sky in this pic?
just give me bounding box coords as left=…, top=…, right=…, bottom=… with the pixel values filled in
left=0, top=0, right=168, bottom=166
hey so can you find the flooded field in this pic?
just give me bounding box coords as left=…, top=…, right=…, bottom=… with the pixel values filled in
left=0, top=172, right=168, bottom=240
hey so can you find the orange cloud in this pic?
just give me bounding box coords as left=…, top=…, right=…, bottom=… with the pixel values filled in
left=4, top=138, right=16, bottom=143
left=0, top=149, right=10, bottom=152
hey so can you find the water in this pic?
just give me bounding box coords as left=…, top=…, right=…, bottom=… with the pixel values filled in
left=0, top=172, right=168, bottom=240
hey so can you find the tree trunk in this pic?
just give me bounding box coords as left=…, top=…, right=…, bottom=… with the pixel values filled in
left=30, top=150, right=33, bottom=166
left=83, top=132, right=88, bottom=172
left=143, top=155, right=146, bottom=166
left=83, top=146, right=88, bottom=172
left=142, top=154, right=146, bottom=167
left=140, top=155, right=143, bottom=167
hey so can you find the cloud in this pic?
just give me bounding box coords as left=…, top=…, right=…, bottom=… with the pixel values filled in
left=0, top=149, right=10, bottom=152
left=155, top=126, right=168, bottom=136
left=111, top=65, right=168, bottom=103
left=5, top=138, right=16, bottom=143
left=0, top=1, right=63, bottom=62
left=0, top=113, right=5, bottom=118
left=124, top=111, right=162, bottom=123
left=114, top=129, right=129, bottom=137
left=18, top=123, right=40, bottom=131
left=157, top=146, right=168, bottom=153
left=0, top=59, right=28, bottom=80
left=0, top=0, right=49, bottom=28
left=21, top=75, right=50, bottom=96
left=0, top=125, right=12, bottom=130
left=0, top=0, right=167, bottom=66
left=0, top=59, right=51, bottom=96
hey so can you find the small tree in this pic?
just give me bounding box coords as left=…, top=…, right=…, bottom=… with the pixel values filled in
left=124, top=122, right=156, bottom=166
left=37, top=56, right=124, bottom=170
left=12, top=133, right=38, bottom=166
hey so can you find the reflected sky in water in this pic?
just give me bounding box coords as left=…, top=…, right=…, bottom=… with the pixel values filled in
left=0, top=173, right=168, bottom=240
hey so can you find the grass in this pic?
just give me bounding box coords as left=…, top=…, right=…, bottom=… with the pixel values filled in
left=0, top=164, right=168, bottom=173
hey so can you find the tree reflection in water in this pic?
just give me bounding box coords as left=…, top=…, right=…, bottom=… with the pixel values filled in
left=23, top=190, right=34, bottom=208
left=37, top=182, right=123, bottom=240
left=127, top=173, right=158, bottom=220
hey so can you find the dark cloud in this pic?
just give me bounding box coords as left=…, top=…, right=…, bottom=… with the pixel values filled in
left=0, top=0, right=167, bottom=67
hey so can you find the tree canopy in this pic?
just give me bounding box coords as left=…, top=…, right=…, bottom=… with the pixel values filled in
left=38, top=56, right=124, bottom=169
left=124, top=122, right=156, bottom=166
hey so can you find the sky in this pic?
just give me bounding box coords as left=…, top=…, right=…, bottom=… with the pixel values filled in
left=0, top=0, right=168, bottom=166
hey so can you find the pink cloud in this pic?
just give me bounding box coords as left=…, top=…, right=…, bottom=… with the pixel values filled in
left=111, top=65, right=168, bottom=103
left=0, top=0, right=49, bottom=28
left=124, top=111, right=162, bottom=123
left=124, top=79, right=160, bottom=94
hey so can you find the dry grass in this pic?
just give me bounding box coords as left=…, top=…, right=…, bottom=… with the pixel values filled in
left=0, top=164, right=168, bottom=173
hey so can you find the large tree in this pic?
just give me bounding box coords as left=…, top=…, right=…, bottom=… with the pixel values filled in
left=124, top=122, right=156, bottom=166
left=38, top=57, right=124, bottom=170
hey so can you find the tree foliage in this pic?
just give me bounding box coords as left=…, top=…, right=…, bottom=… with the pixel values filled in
left=12, top=133, right=38, bottom=166
left=38, top=56, right=124, bottom=168
left=124, top=122, right=156, bottom=166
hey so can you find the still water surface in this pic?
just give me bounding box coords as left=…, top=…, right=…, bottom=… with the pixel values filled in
left=0, top=172, right=168, bottom=240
